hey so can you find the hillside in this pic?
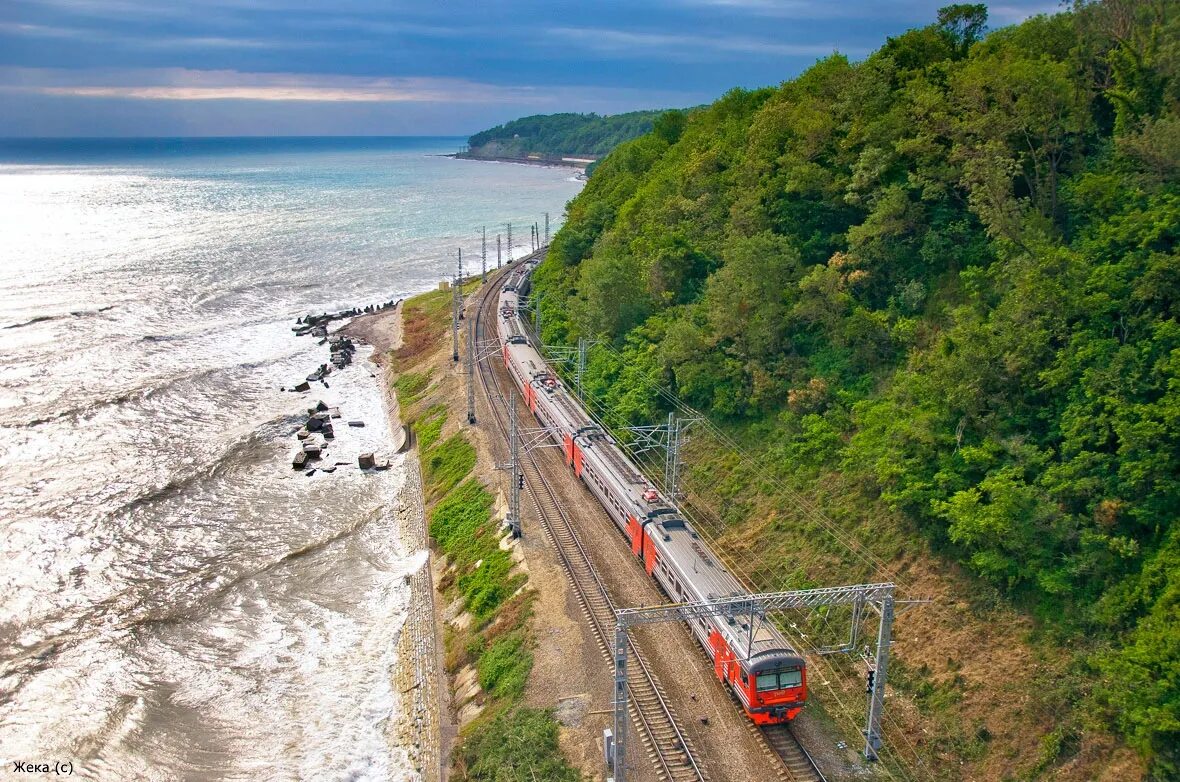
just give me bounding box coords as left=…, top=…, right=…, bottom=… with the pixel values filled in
left=462, top=111, right=666, bottom=163
left=531, top=2, right=1178, bottom=780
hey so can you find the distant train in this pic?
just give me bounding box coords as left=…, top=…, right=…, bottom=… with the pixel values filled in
left=496, top=262, right=806, bottom=725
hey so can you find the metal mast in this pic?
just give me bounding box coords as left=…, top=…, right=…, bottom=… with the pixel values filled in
left=465, top=314, right=476, bottom=424
left=481, top=227, right=487, bottom=284
left=450, top=274, right=460, bottom=362
left=497, top=234, right=502, bottom=269
left=865, top=592, right=895, bottom=760
left=507, top=401, right=521, bottom=537
left=664, top=412, right=681, bottom=501
left=506, top=223, right=513, bottom=263
left=544, top=212, right=550, bottom=247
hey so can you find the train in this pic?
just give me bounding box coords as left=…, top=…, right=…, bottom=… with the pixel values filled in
left=494, top=260, right=807, bottom=725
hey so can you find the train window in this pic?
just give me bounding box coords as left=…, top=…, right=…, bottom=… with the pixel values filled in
left=757, top=668, right=802, bottom=690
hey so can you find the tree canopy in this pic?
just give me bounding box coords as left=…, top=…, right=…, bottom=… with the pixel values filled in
left=533, top=1, right=1179, bottom=775
left=465, top=110, right=672, bottom=159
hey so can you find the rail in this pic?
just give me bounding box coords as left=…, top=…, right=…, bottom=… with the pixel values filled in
left=472, top=259, right=707, bottom=782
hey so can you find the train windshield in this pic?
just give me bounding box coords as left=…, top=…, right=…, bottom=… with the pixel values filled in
left=756, top=667, right=803, bottom=691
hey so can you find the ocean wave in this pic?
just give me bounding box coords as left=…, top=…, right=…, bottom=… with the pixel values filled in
left=3, top=315, right=59, bottom=330
left=6, top=353, right=298, bottom=429
left=105, top=410, right=306, bottom=519
left=2, top=306, right=115, bottom=330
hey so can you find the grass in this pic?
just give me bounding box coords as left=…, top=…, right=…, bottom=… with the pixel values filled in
left=423, top=433, right=477, bottom=499
left=429, top=478, right=524, bottom=620
left=477, top=630, right=532, bottom=699
left=396, top=286, right=454, bottom=369
left=416, top=404, right=448, bottom=451
left=393, top=282, right=579, bottom=781
left=394, top=370, right=432, bottom=406
left=457, top=707, right=582, bottom=782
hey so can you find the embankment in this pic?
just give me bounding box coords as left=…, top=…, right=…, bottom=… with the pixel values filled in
left=356, top=280, right=587, bottom=781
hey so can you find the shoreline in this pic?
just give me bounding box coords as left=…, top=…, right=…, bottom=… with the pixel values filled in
left=445, top=152, right=590, bottom=172
left=340, top=305, right=451, bottom=782
left=353, top=275, right=597, bottom=781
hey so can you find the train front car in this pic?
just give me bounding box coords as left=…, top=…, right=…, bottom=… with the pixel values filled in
left=642, top=515, right=809, bottom=725
left=736, top=647, right=808, bottom=724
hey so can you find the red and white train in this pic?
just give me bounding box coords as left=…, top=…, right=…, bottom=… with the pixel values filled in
left=495, top=262, right=807, bottom=725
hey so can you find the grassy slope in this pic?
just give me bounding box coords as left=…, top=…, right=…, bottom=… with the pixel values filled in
left=393, top=287, right=581, bottom=782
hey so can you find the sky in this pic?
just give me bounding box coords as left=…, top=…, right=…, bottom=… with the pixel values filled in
left=0, top=0, right=1063, bottom=137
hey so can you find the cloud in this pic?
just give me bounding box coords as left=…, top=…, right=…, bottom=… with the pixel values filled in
left=988, top=3, right=1065, bottom=25
left=0, top=67, right=708, bottom=110
left=667, top=0, right=854, bottom=18
left=0, top=68, right=549, bottom=103
left=0, top=20, right=302, bottom=49
left=548, top=26, right=860, bottom=60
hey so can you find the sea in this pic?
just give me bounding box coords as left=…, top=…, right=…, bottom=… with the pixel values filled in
left=0, top=136, right=583, bottom=780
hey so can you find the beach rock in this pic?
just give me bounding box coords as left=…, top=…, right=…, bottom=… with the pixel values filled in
left=322, top=425, right=335, bottom=439
left=314, top=400, right=329, bottom=413
left=292, top=381, right=311, bottom=392
left=320, top=464, right=337, bottom=473
left=292, top=451, right=308, bottom=469
left=306, top=417, right=324, bottom=432
left=296, top=429, right=311, bottom=440
left=348, top=420, right=365, bottom=428
left=305, top=468, right=317, bottom=477
left=328, top=407, right=341, bottom=418
left=303, top=442, right=322, bottom=458
left=358, top=453, right=376, bottom=470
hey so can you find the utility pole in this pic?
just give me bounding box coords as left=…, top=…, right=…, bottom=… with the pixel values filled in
left=576, top=337, right=588, bottom=401
left=507, top=401, right=521, bottom=538
left=481, top=227, right=487, bottom=284
left=623, top=413, right=700, bottom=501
left=497, top=234, right=502, bottom=269
left=465, top=314, right=476, bottom=424
left=450, top=274, right=460, bottom=362
left=456, top=251, right=464, bottom=321
left=664, top=412, right=682, bottom=501
left=506, top=223, right=513, bottom=263
left=864, top=593, right=895, bottom=761
left=544, top=212, right=550, bottom=247
left=612, top=624, right=628, bottom=781
left=534, top=222, right=540, bottom=252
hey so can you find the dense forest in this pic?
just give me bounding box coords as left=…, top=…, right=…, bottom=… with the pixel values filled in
left=464, top=111, right=666, bottom=160
left=532, top=1, right=1178, bottom=777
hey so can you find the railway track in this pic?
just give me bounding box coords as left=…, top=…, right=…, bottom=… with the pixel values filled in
left=469, top=257, right=823, bottom=782
left=759, top=724, right=827, bottom=782
left=472, top=259, right=705, bottom=782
